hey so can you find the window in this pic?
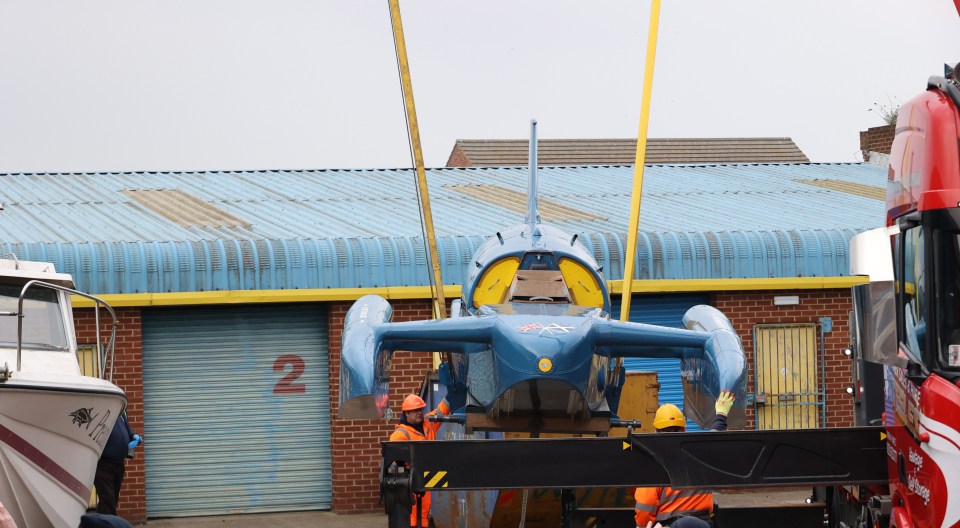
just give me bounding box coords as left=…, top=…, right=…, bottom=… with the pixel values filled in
left=897, top=226, right=925, bottom=359
left=0, top=283, right=69, bottom=351
left=931, top=220, right=960, bottom=371
left=892, top=209, right=960, bottom=373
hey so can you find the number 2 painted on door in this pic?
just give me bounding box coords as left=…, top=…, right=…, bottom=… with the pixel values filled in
left=273, top=354, right=306, bottom=394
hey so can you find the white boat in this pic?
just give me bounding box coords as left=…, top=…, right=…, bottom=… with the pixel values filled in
left=0, top=256, right=127, bottom=528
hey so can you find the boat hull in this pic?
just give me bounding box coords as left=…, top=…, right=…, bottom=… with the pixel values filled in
left=0, top=373, right=126, bottom=528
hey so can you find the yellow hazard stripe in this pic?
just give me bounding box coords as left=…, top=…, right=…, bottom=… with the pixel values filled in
left=424, top=471, right=448, bottom=488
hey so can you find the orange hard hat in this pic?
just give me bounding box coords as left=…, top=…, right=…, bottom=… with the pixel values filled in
left=401, top=394, right=426, bottom=412
left=652, top=404, right=685, bottom=430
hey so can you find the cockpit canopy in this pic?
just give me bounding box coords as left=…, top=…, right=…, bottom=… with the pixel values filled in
left=472, top=250, right=605, bottom=310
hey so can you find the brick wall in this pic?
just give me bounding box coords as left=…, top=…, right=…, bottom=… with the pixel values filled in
left=445, top=143, right=471, bottom=167
left=68, top=290, right=856, bottom=517
left=329, top=299, right=435, bottom=513
left=73, top=300, right=441, bottom=518
left=328, top=291, right=858, bottom=513
left=713, top=289, right=854, bottom=429
left=74, top=308, right=147, bottom=524
left=859, top=124, right=895, bottom=157
left=330, top=289, right=853, bottom=513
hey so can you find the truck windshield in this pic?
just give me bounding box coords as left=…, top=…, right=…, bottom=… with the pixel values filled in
left=0, top=283, right=69, bottom=351
left=931, top=211, right=960, bottom=372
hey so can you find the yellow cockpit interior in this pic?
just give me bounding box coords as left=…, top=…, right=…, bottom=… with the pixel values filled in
left=558, top=258, right=603, bottom=308
left=471, top=254, right=604, bottom=309
left=472, top=257, right=520, bottom=308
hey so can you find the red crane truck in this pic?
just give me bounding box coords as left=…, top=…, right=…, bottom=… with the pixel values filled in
left=825, top=68, right=960, bottom=528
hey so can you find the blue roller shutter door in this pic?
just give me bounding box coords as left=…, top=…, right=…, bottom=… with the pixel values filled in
left=141, top=304, right=331, bottom=516
left=612, top=293, right=709, bottom=431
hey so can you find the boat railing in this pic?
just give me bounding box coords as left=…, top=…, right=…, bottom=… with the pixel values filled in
left=10, top=280, right=119, bottom=381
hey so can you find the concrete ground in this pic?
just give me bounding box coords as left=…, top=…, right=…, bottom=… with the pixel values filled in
left=714, top=487, right=812, bottom=507
left=146, top=511, right=383, bottom=528
left=140, top=488, right=812, bottom=527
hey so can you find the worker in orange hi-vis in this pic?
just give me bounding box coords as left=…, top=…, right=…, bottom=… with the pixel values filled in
left=633, top=391, right=735, bottom=528
left=389, top=394, right=452, bottom=528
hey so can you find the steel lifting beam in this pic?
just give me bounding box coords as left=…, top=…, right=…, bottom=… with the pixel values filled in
left=382, top=426, right=888, bottom=492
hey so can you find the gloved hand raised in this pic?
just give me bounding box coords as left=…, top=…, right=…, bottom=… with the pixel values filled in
left=715, top=390, right=735, bottom=416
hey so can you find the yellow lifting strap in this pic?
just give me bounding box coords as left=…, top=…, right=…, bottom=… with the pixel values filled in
left=387, top=0, right=448, bottom=370
left=618, top=0, right=662, bottom=375
left=386, top=0, right=447, bottom=323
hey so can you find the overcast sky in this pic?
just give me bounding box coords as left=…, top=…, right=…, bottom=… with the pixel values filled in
left=1, top=1, right=959, bottom=174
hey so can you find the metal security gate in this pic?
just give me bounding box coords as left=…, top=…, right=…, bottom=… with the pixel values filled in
left=753, top=324, right=824, bottom=429
left=614, top=293, right=709, bottom=431
left=142, top=304, right=331, bottom=516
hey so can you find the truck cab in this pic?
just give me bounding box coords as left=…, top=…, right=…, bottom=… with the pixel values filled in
left=845, top=74, right=960, bottom=528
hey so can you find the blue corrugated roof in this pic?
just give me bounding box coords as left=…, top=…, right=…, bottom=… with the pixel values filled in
left=0, top=163, right=887, bottom=294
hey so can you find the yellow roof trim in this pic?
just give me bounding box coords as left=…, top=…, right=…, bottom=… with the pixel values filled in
left=608, top=276, right=867, bottom=294
left=71, top=285, right=463, bottom=308
left=71, top=276, right=865, bottom=308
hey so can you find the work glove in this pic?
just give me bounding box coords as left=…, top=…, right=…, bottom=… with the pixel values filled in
left=715, top=390, right=735, bottom=416
left=128, top=434, right=143, bottom=449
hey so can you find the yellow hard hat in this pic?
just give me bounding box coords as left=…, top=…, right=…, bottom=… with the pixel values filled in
left=401, top=394, right=426, bottom=412
left=652, top=404, right=685, bottom=430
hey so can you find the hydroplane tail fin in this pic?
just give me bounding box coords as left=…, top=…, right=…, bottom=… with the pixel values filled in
left=525, top=119, right=541, bottom=237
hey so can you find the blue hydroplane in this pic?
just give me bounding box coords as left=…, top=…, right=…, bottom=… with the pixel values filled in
left=339, top=127, right=747, bottom=434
